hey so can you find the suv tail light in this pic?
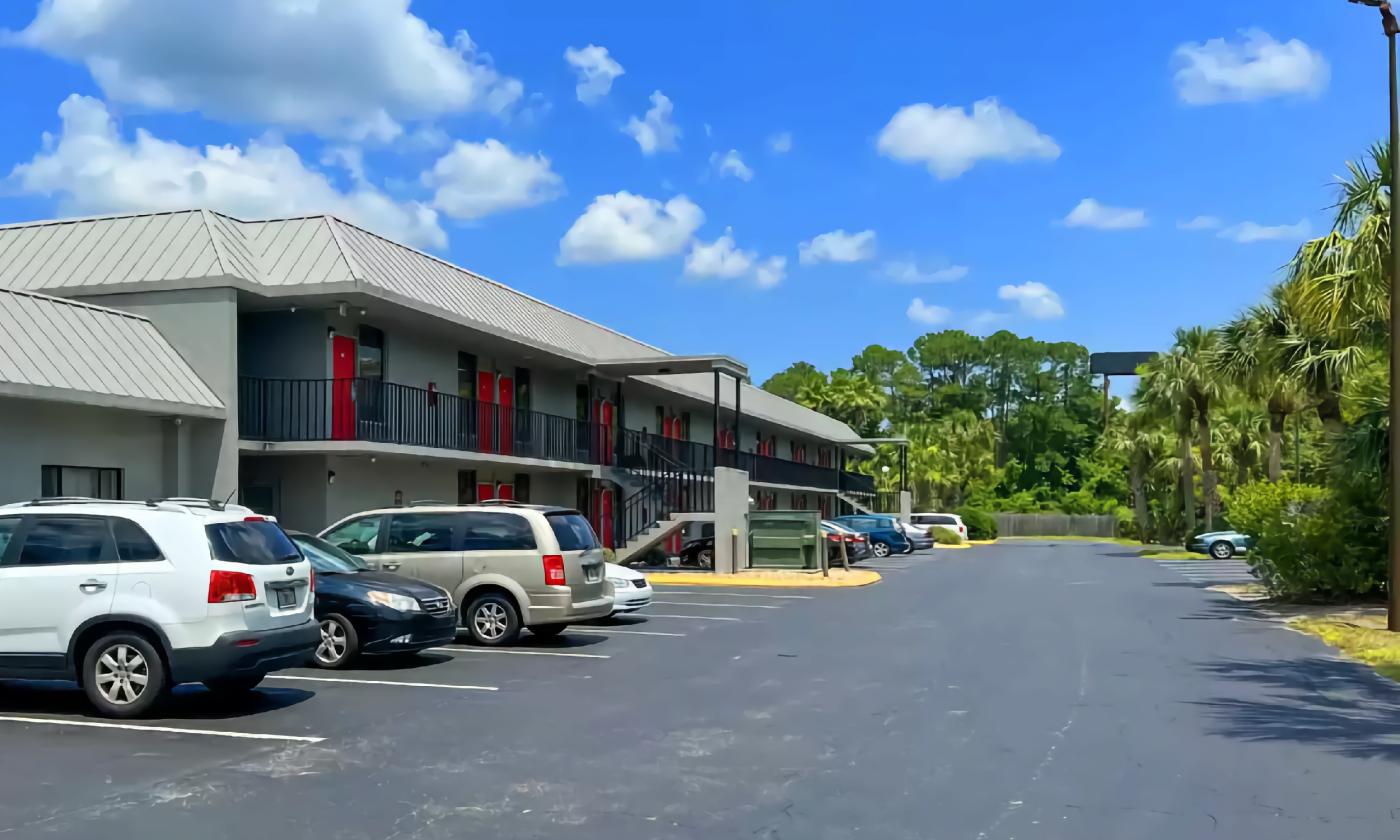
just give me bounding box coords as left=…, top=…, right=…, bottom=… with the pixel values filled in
left=543, top=554, right=566, bottom=586
left=309, top=569, right=316, bottom=593
left=208, top=569, right=257, bottom=603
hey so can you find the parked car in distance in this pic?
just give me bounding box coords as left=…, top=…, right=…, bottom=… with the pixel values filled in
left=606, top=562, right=653, bottom=614
left=820, top=520, right=871, bottom=563
left=677, top=535, right=715, bottom=568
left=287, top=532, right=457, bottom=668
left=831, top=514, right=912, bottom=558
left=1188, top=530, right=1253, bottom=560
left=910, top=513, right=967, bottom=542
left=895, top=521, right=935, bottom=551
left=318, top=503, right=612, bottom=647
left=0, top=497, right=318, bottom=717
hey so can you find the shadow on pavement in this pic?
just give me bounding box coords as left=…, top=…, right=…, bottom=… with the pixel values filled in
left=1194, top=656, right=1400, bottom=761
left=0, top=678, right=315, bottom=721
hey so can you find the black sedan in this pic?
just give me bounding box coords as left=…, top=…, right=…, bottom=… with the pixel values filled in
left=289, top=532, right=458, bottom=669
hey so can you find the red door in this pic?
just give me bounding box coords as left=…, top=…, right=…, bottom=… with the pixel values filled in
left=496, top=483, right=514, bottom=502
left=594, top=400, right=614, bottom=465
left=477, top=482, right=495, bottom=502
left=331, top=335, right=357, bottom=440
left=594, top=487, right=614, bottom=548
left=664, top=416, right=682, bottom=553
left=497, top=375, right=514, bottom=456
left=477, top=371, right=495, bottom=452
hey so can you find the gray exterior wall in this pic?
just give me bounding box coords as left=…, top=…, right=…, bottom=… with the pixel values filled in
left=0, top=398, right=168, bottom=502
left=80, top=287, right=240, bottom=501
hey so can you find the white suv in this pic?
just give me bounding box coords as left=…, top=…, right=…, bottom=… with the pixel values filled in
left=0, top=498, right=318, bottom=717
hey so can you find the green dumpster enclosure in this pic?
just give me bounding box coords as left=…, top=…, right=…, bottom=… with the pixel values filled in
left=749, top=511, right=823, bottom=569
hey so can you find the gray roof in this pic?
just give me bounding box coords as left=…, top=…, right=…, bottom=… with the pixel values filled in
left=0, top=287, right=224, bottom=417
left=0, top=209, right=858, bottom=444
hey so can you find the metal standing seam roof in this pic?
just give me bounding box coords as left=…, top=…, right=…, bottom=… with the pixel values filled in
left=0, top=287, right=224, bottom=417
left=0, top=209, right=860, bottom=445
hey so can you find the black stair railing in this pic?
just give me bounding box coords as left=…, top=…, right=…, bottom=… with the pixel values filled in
left=615, top=430, right=715, bottom=548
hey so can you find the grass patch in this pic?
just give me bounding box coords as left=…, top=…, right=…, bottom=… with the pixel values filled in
left=1139, top=549, right=1210, bottom=560
left=1293, top=617, right=1400, bottom=682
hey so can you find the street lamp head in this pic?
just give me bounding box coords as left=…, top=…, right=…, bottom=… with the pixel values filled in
left=1350, top=0, right=1400, bottom=36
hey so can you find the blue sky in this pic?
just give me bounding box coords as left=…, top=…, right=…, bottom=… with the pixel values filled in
left=0, top=1, right=1384, bottom=384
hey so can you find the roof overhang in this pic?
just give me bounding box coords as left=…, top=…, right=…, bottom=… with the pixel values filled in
left=590, top=355, right=749, bottom=381
left=0, top=382, right=226, bottom=420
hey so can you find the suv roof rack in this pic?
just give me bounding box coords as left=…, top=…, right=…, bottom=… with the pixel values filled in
left=407, top=499, right=454, bottom=507
left=1, top=497, right=162, bottom=509
left=147, top=497, right=253, bottom=514
left=475, top=499, right=526, bottom=507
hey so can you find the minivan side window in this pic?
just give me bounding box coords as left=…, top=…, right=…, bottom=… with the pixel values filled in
left=17, top=516, right=112, bottom=566
left=0, top=517, right=22, bottom=561
left=323, top=516, right=384, bottom=554
left=386, top=514, right=459, bottom=553
left=460, top=512, right=538, bottom=551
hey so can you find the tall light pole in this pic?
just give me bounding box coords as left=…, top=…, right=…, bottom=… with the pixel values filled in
left=1350, top=0, right=1400, bottom=630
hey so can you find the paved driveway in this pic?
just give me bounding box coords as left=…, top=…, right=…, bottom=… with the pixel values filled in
left=2, top=542, right=1398, bottom=838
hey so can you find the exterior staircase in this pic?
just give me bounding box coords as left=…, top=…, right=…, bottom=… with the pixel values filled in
left=614, top=511, right=714, bottom=563
left=836, top=492, right=877, bottom=515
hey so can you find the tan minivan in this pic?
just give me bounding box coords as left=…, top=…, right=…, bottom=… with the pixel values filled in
left=318, top=504, right=612, bottom=646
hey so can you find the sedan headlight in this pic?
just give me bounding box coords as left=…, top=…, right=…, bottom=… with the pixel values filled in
left=366, top=590, right=421, bottom=612
left=607, top=576, right=630, bottom=588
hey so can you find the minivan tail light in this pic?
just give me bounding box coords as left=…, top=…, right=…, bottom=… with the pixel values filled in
left=309, top=569, right=316, bottom=593
left=542, top=554, right=566, bottom=586
left=208, top=569, right=256, bottom=603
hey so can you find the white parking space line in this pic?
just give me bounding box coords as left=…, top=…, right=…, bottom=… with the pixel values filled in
left=267, top=675, right=498, bottom=691
left=0, top=715, right=323, bottom=743
left=428, top=646, right=611, bottom=659
left=651, top=601, right=780, bottom=609
left=647, top=589, right=814, bottom=600
left=573, top=628, right=687, bottom=637
left=641, top=614, right=744, bottom=622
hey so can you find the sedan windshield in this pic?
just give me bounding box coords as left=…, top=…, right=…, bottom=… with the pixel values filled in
left=292, top=534, right=369, bottom=573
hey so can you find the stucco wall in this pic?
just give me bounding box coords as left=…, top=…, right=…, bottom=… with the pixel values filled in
left=0, top=398, right=167, bottom=503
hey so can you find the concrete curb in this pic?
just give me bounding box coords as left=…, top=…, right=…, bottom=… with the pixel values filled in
left=935, top=544, right=974, bottom=550
left=644, top=569, right=882, bottom=588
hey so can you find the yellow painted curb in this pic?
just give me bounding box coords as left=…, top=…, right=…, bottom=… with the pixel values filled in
left=644, top=569, right=882, bottom=588
left=935, top=543, right=974, bottom=550
left=968, top=539, right=998, bottom=546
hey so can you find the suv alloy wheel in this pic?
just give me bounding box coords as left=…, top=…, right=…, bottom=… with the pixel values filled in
left=83, top=632, right=166, bottom=718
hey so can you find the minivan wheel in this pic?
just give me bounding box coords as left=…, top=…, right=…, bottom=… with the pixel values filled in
left=465, top=593, right=520, bottom=646
left=1209, top=541, right=1235, bottom=560
left=83, top=632, right=166, bottom=718
left=314, top=614, right=358, bottom=668
left=871, top=541, right=892, bottom=558
left=529, top=624, right=568, bottom=638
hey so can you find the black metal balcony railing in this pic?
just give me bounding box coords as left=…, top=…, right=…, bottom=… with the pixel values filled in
left=839, top=470, right=877, bottom=495
left=740, top=452, right=839, bottom=490
left=239, top=378, right=599, bottom=464
left=617, top=429, right=715, bottom=546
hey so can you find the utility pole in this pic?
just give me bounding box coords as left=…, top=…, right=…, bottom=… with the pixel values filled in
left=1349, top=0, right=1400, bottom=630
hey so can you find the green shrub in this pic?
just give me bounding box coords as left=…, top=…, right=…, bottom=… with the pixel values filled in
left=931, top=526, right=963, bottom=545
left=1114, top=506, right=1138, bottom=541
left=1229, top=480, right=1385, bottom=600
left=954, top=507, right=997, bottom=540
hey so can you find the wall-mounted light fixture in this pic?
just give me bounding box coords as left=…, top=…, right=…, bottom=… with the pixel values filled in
left=370, top=456, right=377, bottom=464
left=289, top=305, right=298, bottom=313
left=327, top=326, right=336, bottom=339
left=337, top=302, right=348, bottom=317
left=327, top=470, right=336, bottom=485
left=393, top=490, right=403, bottom=506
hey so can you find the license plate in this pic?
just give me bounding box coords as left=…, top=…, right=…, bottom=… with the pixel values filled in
left=275, top=587, right=296, bottom=608
left=585, top=566, right=601, bottom=583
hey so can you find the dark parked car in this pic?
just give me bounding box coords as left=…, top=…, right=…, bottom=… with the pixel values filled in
left=831, top=514, right=912, bottom=558
left=821, top=520, right=871, bottom=563
left=677, top=535, right=715, bottom=568
left=288, top=532, right=458, bottom=668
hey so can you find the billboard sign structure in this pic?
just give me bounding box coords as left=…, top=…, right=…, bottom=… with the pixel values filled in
left=1090, top=352, right=1158, bottom=376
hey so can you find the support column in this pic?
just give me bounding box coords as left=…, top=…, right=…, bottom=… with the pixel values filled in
left=161, top=416, right=192, bottom=497
left=712, top=370, right=721, bottom=457
left=733, top=375, right=742, bottom=450
left=899, top=490, right=913, bottom=523
left=713, top=466, right=750, bottom=574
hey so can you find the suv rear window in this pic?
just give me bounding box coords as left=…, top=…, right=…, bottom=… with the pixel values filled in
left=206, top=520, right=301, bottom=565
left=546, top=512, right=597, bottom=551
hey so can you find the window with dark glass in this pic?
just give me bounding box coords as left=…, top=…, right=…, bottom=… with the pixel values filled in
left=386, top=513, right=458, bottom=553
left=546, top=512, right=597, bottom=551
left=458, top=469, right=477, bottom=505
left=112, top=518, right=163, bottom=561
left=41, top=465, right=123, bottom=500
left=514, top=473, right=531, bottom=504
left=0, top=517, right=20, bottom=560
left=460, top=512, right=537, bottom=551
left=357, top=324, right=385, bottom=422
left=457, top=352, right=476, bottom=399
left=18, top=516, right=112, bottom=566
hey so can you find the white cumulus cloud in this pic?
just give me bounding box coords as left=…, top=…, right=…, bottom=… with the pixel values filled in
left=998, top=282, right=1065, bottom=320
left=1063, top=198, right=1149, bottom=230
left=882, top=260, right=969, bottom=284
left=1173, top=29, right=1329, bottom=105
left=7, top=93, right=445, bottom=249
left=1178, top=215, right=1223, bottom=231
left=711, top=149, right=753, bottom=181
left=684, top=228, right=755, bottom=278
left=753, top=256, right=787, bottom=289
left=877, top=98, right=1060, bottom=179
left=799, top=229, right=877, bottom=265
left=769, top=132, right=793, bottom=154
left=1219, top=219, right=1311, bottom=243
left=6, top=0, right=523, bottom=141
left=424, top=139, right=562, bottom=221
left=558, top=191, right=703, bottom=264
left=623, top=91, right=680, bottom=154
left=907, top=298, right=952, bottom=326
left=564, top=44, right=624, bottom=105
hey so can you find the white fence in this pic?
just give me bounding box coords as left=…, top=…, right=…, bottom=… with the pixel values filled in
left=994, top=513, right=1118, bottom=538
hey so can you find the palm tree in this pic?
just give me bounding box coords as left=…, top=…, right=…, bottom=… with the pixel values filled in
left=1215, top=306, right=1307, bottom=481
left=1104, top=414, right=1169, bottom=540
left=1173, top=327, right=1224, bottom=530
left=1137, top=351, right=1197, bottom=535
left=1216, top=403, right=1270, bottom=488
